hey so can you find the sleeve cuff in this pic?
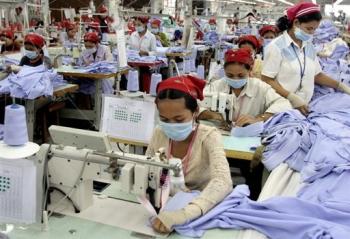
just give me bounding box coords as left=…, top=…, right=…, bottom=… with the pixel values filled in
left=261, top=71, right=277, bottom=79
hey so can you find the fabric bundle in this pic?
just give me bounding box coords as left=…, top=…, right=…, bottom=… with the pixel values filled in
left=163, top=93, right=350, bottom=239
left=79, top=61, right=118, bottom=74
left=313, top=20, right=339, bottom=44
left=0, top=65, right=59, bottom=99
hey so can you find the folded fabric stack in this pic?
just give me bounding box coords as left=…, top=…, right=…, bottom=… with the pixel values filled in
left=166, top=47, right=186, bottom=53
left=313, top=20, right=339, bottom=45
left=203, top=31, right=219, bottom=45
left=312, top=20, right=350, bottom=101
left=80, top=61, right=118, bottom=73
left=0, top=65, right=65, bottom=99
left=3, top=57, right=20, bottom=66
left=167, top=93, right=350, bottom=238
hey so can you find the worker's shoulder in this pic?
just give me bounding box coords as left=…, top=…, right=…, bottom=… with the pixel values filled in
left=248, top=77, right=274, bottom=92
left=197, top=124, right=221, bottom=140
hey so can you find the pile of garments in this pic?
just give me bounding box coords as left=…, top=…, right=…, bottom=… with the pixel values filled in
left=313, top=20, right=339, bottom=44
left=121, top=49, right=168, bottom=64
left=164, top=93, right=350, bottom=239
left=203, top=31, right=219, bottom=45
left=0, top=65, right=67, bottom=99
left=312, top=20, right=350, bottom=100
left=166, top=47, right=186, bottom=53
left=78, top=61, right=118, bottom=74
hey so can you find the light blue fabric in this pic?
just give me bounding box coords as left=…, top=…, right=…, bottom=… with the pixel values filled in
left=171, top=185, right=350, bottom=238
left=0, top=65, right=67, bottom=99
left=160, top=93, right=350, bottom=238
left=231, top=121, right=263, bottom=137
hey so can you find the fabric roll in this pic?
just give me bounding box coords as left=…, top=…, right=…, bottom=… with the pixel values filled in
left=150, top=73, right=162, bottom=96
left=127, top=69, right=139, bottom=92
left=4, top=104, right=28, bottom=146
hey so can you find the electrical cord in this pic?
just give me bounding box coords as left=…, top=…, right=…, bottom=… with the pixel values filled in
left=48, top=151, right=90, bottom=218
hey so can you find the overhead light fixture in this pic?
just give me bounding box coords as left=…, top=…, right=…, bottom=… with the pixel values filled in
left=334, top=0, right=344, bottom=5
left=200, top=0, right=256, bottom=5
left=254, top=0, right=276, bottom=5
left=276, top=0, right=294, bottom=6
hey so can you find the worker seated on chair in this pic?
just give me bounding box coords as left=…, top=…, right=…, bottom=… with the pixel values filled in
left=147, top=75, right=232, bottom=233
left=150, top=18, right=170, bottom=47
left=237, top=35, right=262, bottom=79
left=0, top=30, right=21, bottom=53
left=198, top=48, right=291, bottom=127
left=78, top=32, right=112, bottom=66
left=62, top=22, right=79, bottom=48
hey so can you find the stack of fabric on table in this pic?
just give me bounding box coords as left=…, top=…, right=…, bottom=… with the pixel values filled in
left=312, top=20, right=350, bottom=100
left=0, top=65, right=67, bottom=99
left=78, top=61, right=118, bottom=74
left=163, top=93, right=350, bottom=239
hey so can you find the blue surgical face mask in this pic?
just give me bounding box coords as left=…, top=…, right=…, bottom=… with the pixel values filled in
left=210, top=25, right=216, bottom=31
left=159, top=120, right=194, bottom=141
left=263, top=38, right=273, bottom=47
left=294, top=27, right=313, bottom=42
left=25, top=50, right=38, bottom=60
left=136, top=26, right=145, bottom=33
left=224, top=76, right=248, bottom=89
left=151, top=28, right=159, bottom=34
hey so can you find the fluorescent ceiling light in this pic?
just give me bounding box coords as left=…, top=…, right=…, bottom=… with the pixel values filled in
left=334, top=0, right=344, bottom=5
left=255, top=0, right=276, bottom=5
left=201, top=0, right=256, bottom=5
left=276, top=0, right=294, bottom=6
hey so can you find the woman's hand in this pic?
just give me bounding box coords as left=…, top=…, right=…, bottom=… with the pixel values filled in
left=139, top=50, right=149, bottom=56
left=296, top=105, right=309, bottom=116
left=152, top=217, right=171, bottom=234
left=236, top=115, right=260, bottom=127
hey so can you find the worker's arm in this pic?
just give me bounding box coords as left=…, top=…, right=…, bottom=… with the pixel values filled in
left=261, top=75, right=290, bottom=98
left=314, top=72, right=339, bottom=89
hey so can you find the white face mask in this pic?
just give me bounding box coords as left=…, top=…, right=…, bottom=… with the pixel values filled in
left=85, top=47, right=97, bottom=55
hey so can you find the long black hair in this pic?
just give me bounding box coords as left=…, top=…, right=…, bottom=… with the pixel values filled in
left=276, top=12, right=322, bottom=32
left=156, top=89, right=198, bottom=113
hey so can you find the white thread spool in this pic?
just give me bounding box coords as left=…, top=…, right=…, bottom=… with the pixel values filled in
left=127, top=70, right=139, bottom=92
left=150, top=73, right=162, bottom=96
left=4, top=104, right=28, bottom=146
left=197, top=65, right=205, bottom=80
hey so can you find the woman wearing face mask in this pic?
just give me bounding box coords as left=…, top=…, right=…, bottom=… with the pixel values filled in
left=79, top=32, right=112, bottom=66
left=150, top=19, right=170, bottom=47
left=147, top=75, right=232, bottom=233
left=198, top=48, right=291, bottom=127
left=262, top=2, right=350, bottom=116
left=129, top=16, right=156, bottom=56
left=238, top=35, right=262, bottom=79
left=19, top=33, right=51, bottom=68
left=63, top=22, right=78, bottom=48
left=203, top=18, right=219, bottom=43
left=258, top=25, right=278, bottom=59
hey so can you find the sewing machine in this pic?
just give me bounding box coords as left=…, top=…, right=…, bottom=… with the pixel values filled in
left=202, top=91, right=234, bottom=122
left=39, top=125, right=183, bottom=213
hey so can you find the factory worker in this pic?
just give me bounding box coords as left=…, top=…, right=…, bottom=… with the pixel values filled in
left=226, top=19, right=234, bottom=34
left=203, top=18, right=219, bottom=43
left=262, top=2, right=350, bottom=116
left=238, top=35, right=262, bottom=78
left=198, top=48, right=292, bottom=127
left=259, top=25, right=278, bottom=47
left=0, top=30, right=21, bottom=53
left=150, top=19, right=170, bottom=47
left=19, top=33, right=51, bottom=68
left=207, top=18, right=217, bottom=32
left=79, top=32, right=112, bottom=66
left=95, top=5, right=112, bottom=34
left=129, top=16, right=157, bottom=56
left=63, top=22, right=78, bottom=48
left=147, top=75, right=232, bottom=233
left=259, top=25, right=278, bottom=60
left=10, top=6, right=24, bottom=28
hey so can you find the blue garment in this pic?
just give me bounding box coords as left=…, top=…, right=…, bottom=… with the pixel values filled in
left=163, top=93, right=350, bottom=238
left=313, top=20, right=339, bottom=44
left=231, top=121, right=263, bottom=137
left=203, top=31, right=219, bottom=45
left=171, top=185, right=350, bottom=238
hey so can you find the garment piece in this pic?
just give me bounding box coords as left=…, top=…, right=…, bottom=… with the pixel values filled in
left=262, top=31, right=322, bottom=103
left=129, top=30, right=157, bottom=53
left=231, top=121, right=263, bottom=137
left=200, top=77, right=292, bottom=118
left=172, top=185, right=350, bottom=238
left=0, top=64, right=56, bottom=99
left=146, top=124, right=232, bottom=230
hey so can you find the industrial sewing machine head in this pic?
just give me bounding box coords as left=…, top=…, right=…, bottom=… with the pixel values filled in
left=202, top=90, right=234, bottom=123
left=39, top=126, right=184, bottom=213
